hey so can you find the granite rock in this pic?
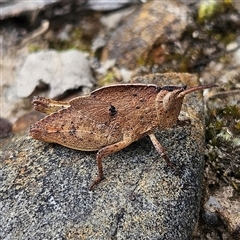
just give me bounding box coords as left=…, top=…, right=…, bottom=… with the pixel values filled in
left=1, top=73, right=206, bottom=240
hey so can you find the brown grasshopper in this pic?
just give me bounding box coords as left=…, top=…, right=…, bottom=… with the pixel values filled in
left=29, top=83, right=216, bottom=189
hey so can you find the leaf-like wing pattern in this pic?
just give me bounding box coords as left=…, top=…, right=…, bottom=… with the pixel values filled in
left=90, top=84, right=159, bottom=119
left=70, top=97, right=114, bottom=124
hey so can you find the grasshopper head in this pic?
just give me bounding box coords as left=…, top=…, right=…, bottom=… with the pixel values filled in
left=156, top=84, right=217, bottom=128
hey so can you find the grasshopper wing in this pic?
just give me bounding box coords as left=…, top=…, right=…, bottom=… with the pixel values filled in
left=69, top=96, right=116, bottom=124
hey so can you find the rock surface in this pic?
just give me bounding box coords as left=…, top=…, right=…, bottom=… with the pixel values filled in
left=101, top=0, right=190, bottom=69
left=1, top=73, right=206, bottom=239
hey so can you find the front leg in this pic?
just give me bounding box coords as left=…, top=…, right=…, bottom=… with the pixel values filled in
left=90, top=139, right=132, bottom=190
left=148, top=133, right=178, bottom=172
left=176, top=118, right=191, bottom=127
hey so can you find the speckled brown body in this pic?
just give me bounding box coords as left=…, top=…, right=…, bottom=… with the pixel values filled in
left=30, top=83, right=216, bottom=189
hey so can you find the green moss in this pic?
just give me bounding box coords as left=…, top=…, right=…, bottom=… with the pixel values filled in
left=206, top=104, right=240, bottom=190
left=235, top=121, right=240, bottom=130
left=136, top=55, right=148, bottom=67
left=198, top=0, right=218, bottom=23
left=97, top=71, right=116, bottom=87
left=49, top=27, right=91, bottom=52
left=197, top=0, right=233, bottom=23
left=219, top=105, right=240, bottom=118
left=28, top=44, right=41, bottom=52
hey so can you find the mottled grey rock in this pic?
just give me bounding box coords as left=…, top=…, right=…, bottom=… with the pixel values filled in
left=16, top=49, right=94, bottom=98
left=1, top=73, right=206, bottom=239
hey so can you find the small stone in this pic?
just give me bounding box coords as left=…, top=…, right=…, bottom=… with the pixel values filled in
left=16, top=49, right=95, bottom=99
left=12, top=111, right=45, bottom=134
left=0, top=118, right=12, bottom=138
left=101, top=1, right=189, bottom=69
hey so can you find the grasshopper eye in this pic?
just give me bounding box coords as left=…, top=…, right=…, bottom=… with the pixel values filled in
left=182, top=85, right=187, bottom=90
left=161, top=85, right=186, bottom=92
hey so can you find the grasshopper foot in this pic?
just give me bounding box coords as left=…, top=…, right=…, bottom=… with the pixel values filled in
left=161, top=153, right=179, bottom=175
left=89, top=175, right=105, bottom=191
left=177, top=119, right=191, bottom=127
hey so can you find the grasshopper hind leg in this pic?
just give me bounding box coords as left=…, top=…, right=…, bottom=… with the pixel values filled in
left=89, top=139, right=132, bottom=190
left=32, top=96, right=70, bottom=115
